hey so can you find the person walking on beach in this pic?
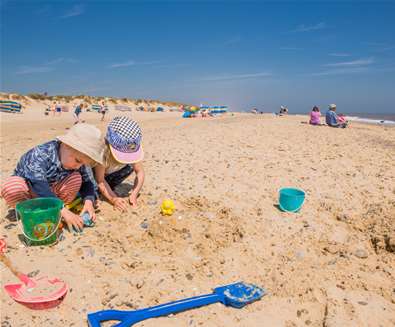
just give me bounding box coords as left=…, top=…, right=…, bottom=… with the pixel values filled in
left=73, top=103, right=83, bottom=124
left=326, top=104, right=347, bottom=128
left=100, top=101, right=108, bottom=122
left=309, top=106, right=322, bottom=125
left=92, top=116, right=145, bottom=211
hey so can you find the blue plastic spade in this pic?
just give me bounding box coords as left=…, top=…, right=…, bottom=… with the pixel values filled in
left=87, top=282, right=266, bottom=327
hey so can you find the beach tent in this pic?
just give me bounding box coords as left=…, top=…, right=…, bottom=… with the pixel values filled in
left=183, top=105, right=200, bottom=113
left=115, top=105, right=132, bottom=112
left=0, top=100, right=22, bottom=113
left=91, top=104, right=102, bottom=112
left=182, top=111, right=192, bottom=118
left=200, top=105, right=228, bottom=114
left=156, top=107, right=164, bottom=112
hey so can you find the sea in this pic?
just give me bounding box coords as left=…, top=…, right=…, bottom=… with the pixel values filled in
left=343, top=113, right=395, bottom=126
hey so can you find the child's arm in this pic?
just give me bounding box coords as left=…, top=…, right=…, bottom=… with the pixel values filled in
left=61, top=207, right=84, bottom=231
left=94, top=165, right=128, bottom=212
left=129, top=162, right=145, bottom=207
left=79, top=167, right=98, bottom=221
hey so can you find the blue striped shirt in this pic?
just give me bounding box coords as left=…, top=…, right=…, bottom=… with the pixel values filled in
left=14, top=140, right=95, bottom=201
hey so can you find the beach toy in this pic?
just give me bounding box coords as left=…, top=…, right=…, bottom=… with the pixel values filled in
left=0, top=239, right=68, bottom=310
left=278, top=188, right=305, bottom=212
left=16, top=198, right=63, bottom=246
left=66, top=197, right=83, bottom=213
left=87, top=282, right=266, bottom=327
left=160, top=199, right=175, bottom=216
left=81, top=212, right=94, bottom=227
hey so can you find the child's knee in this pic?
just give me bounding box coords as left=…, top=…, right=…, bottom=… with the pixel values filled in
left=1, top=177, right=30, bottom=207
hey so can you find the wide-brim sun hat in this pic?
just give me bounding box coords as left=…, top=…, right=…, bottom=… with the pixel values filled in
left=329, top=104, right=337, bottom=109
left=106, top=116, right=144, bottom=164
left=57, top=123, right=105, bottom=165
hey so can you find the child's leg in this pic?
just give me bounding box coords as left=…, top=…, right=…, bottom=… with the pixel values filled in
left=105, top=165, right=133, bottom=189
left=51, top=172, right=82, bottom=204
left=0, top=176, right=33, bottom=208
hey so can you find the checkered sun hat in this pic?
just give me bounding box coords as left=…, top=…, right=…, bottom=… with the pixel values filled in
left=106, top=116, right=144, bottom=163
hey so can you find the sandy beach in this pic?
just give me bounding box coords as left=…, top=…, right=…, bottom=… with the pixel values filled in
left=1, top=103, right=394, bottom=326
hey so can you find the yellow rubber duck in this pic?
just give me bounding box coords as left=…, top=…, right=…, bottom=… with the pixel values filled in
left=161, top=199, right=175, bottom=216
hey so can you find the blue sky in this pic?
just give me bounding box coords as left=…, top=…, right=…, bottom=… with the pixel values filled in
left=1, top=0, right=395, bottom=113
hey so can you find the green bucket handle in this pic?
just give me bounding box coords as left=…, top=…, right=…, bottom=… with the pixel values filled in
left=16, top=200, right=64, bottom=243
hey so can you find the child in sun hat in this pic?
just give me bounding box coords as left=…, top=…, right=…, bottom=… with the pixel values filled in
left=0, top=124, right=105, bottom=231
left=93, top=116, right=145, bottom=211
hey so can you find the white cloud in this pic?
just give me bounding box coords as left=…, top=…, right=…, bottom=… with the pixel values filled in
left=365, top=42, right=395, bottom=52
left=109, top=60, right=136, bottom=68
left=109, top=60, right=160, bottom=68
left=15, top=57, right=76, bottom=75
left=16, top=66, right=54, bottom=75
left=324, top=58, right=374, bottom=67
left=280, top=47, right=303, bottom=50
left=312, top=67, right=369, bottom=76
left=224, top=35, right=241, bottom=46
left=292, top=22, right=326, bottom=32
left=61, top=4, right=84, bottom=19
left=329, top=53, right=351, bottom=57
left=200, top=72, right=272, bottom=81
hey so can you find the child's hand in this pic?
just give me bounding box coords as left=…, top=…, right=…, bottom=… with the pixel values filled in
left=129, top=192, right=138, bottom=208
left=112, top=197, right=128, bottom=212
left=82, top=199, right=96, bottom=222
left=61, top=208, right=83, bottom=231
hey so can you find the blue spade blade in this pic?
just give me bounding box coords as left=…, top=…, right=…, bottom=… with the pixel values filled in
left=87, top=282, right=266, bottom=327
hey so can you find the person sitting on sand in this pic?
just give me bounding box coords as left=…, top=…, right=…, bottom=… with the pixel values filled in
left=93, top=116, right=145, bottom=211
left=326, top=104, right=347, bottom=128
left=279, top=106, right=288, bottom=116
left=0, top=124, right=105, bottom=231
left=309, top=106, right=321, bottom=125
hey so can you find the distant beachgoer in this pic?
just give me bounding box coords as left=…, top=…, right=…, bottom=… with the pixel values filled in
left=309, top=106, right=321, bottom=125
left=251, top=108, right=258, bottom=114
left=326, top=104, right=347, bottom=128
left=100, top=101, right=108, bottom=121
left=44, top=105, right=51, bottom=116
left=74, top=103, right=83, bottom=124
left=279, top=106, right=288, bottom=116
left=55, top=102, right=62, bottom=116
left=51, top=101, right=57, bottom=116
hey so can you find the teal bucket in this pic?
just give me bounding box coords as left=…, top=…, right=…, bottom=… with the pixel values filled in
left=278, top=188, right=305, bottom=212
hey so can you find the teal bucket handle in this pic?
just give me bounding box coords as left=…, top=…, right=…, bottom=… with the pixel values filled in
left=16, top=210, right=62, bottom=242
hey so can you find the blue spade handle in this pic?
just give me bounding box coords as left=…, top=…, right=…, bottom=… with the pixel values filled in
left=88, top=293, right=223, bottom=327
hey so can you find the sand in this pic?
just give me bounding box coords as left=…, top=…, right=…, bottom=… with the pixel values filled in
left=0, top=103, right=394, bottom=326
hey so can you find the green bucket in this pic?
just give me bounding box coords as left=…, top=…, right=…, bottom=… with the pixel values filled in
left=16, top=198, right=63, bottom=246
